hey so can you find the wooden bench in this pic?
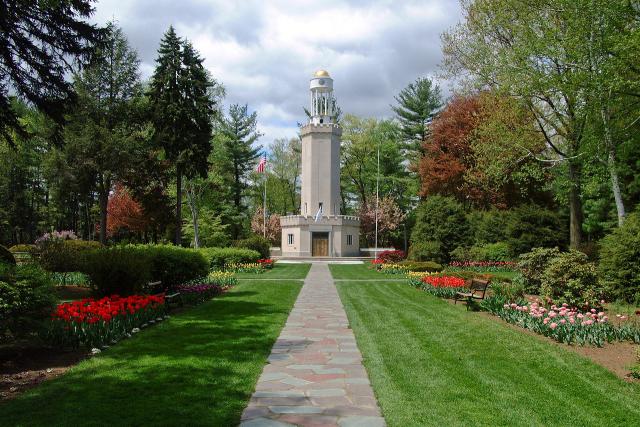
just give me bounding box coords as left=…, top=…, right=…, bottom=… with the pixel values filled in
left=454, top=279, right=490, bottom=309
left=164, top=292, right=183, bottom=311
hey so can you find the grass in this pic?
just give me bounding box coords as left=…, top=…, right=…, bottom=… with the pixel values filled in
left=234, top=262, right=311, bottom=280
left=335, top=277, right=640, bottom=426
left=0, top=280, right=302, bottom=426
left=329, top=263, right=391, bottom=280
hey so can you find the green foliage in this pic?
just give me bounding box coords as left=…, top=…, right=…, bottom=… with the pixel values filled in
left=396, top=260, right=442, bottom=272
left=517, top=247, right=561, bottom=294
left=541, top=250, right=600, bottom=307
left=408, top=241, right=442, bottom=263
left=234, top=235, right=271, bottom=259
left=0, top=245, right=16, bottom=265
left=504, top=205, right=566, bottom=255
left=599, top=212, right=640, bottom=303
left=467, top=209, right=509, bottom=245
left=468, top=242, right=512, bottom=262
left=410, top=196, right=468, bottom=262
left=39, top=240, right=102, bottom=273
left=0, top=263, right=56, bottom=340
left=9, top=244, right=36, bottom=253
left=128, top=245, right=209, bottom=288
left=490, top=281, right=525, bottom=303
left=81, top=248, right=151, bottom=296
left=198, top=247, right=261, bottom=270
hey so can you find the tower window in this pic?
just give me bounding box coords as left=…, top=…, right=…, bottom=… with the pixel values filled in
left=287, top=234, right=294, bottom=245
left=319, top=202, right=323, bottom=212
left=347, top=235, right=353, bottom=246
left=319, top=118, right=323, bottom=124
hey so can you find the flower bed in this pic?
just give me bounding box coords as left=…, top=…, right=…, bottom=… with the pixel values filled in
left=46, top=294, right=166, bottom=349
left=377, top=250, right=406, bottom=263
left=225, top=259, right=273, bottom=273
left=447, top=261, right=515, bottom=272
left=177, top=271, right=237, bottom=305
left=484, top=300, right=640, bottom=347
left=377, top=263, right=407, bottom=274
left=257, top=258, right=274, bottom=269
left=207, top=270, right=238, bottom=287
left=409, top=275, right=468, bottom=298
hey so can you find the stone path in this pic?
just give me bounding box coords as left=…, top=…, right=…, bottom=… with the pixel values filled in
left=240, top=263, right=386, bottom=427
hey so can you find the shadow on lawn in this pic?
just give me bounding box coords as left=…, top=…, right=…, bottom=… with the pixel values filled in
left=0, top=285, right=297, bottom=427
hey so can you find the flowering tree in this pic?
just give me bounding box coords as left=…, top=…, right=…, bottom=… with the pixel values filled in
left=106, top=184, right=147, bottom=237
left=358, top=196, right=405, bottom=247
left=250, top=207, right=281, bottom=245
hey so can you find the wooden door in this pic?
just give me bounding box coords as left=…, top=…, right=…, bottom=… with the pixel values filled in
left=312, top=233, right=329, bottom=256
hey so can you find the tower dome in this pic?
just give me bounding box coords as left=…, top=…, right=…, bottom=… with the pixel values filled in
left=309, top=69, right=335, bottom=125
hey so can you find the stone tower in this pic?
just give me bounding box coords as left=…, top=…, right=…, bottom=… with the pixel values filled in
left=280, top=70, right=360, bottom=257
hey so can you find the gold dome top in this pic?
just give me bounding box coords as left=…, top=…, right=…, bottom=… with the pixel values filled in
left=314, top=69, right=330, bottom=77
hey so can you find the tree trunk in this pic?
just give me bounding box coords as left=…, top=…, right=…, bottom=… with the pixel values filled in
left=98, top=188, right=109, bottom=245
left=175, top=165, right=183, bottom=246
left=567, top=161, right=583, bottom=249
left=185, top=182, right=200, bottom=248
left=600, top=107, right=626, bottom=226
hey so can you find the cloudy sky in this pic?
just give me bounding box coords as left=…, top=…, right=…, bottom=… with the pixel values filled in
left=91, top=0, right=462, bottom=146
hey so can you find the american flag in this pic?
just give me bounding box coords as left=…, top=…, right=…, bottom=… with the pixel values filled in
left=256, top=154, right=267, bottom=173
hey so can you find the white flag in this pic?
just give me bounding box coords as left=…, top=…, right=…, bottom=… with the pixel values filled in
left=314, top=206, right=323, bottom=222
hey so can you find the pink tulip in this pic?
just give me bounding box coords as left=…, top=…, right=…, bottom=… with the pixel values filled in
left=550, top=322, right=558, bottom=329
left=543, top=317, right=550, bottom=324
left=560, top=319, right=566, bottom=325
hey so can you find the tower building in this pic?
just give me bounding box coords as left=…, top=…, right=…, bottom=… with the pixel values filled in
left=280, top=70, right=360, bottom=257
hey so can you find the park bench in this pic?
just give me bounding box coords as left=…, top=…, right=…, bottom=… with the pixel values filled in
left=454, top=279, right=490, bottom=310
left=164, top=291, right=183, bottom=311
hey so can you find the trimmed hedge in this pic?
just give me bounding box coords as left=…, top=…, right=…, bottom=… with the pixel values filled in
left=397, top=260, right=442, bottom=272
left=39, top=240, right=102, bottom=273
left=234, top=235, right=271, bottom=259
left=198, top=247, right=261, bottom=270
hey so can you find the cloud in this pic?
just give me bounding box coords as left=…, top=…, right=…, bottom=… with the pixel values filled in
left=92, top=0, right=461, bottom=145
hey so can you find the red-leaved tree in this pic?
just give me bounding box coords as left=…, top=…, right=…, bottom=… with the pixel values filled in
left=106, top=184, right=148, bottom=237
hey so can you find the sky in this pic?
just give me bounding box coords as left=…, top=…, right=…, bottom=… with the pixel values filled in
left=91, top=0, right=462, bottom=147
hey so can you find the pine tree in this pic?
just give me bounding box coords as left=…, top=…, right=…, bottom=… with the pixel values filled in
left=391, top=77, right=442, bottom=155
left=148, top=27, right=215, bottom=245
left=216, top=104, right=261, bottom=239
left=0, top=0, right=103, bottom=144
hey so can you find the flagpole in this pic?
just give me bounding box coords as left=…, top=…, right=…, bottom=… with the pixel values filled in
left=375, top=140, right=380, bottom=259
left=263, top=156, right=267, bottom=239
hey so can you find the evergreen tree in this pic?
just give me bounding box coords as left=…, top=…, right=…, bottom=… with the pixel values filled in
left=0, top=0, right=103, bottom=144
left=148, top=27, right=215, bottom=245
left=216, top=104, right=261, bottom=239
left=391, top=77, right=442, bottom=155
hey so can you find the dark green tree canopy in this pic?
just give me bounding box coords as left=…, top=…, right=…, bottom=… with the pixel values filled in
left=0, top=0, right=104, bottom=144
left=391, top=77, right=442, bottom=153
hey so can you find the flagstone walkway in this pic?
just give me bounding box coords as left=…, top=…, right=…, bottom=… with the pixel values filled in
left=240, top=263, right=386, bottom=427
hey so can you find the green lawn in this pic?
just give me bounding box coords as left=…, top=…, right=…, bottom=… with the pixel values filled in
left=0, top=280, right=302, bottom=426
left=336, top=279, right=640, bottom=426
left=329, top=263, right=393, bottom=280
left=234, top=262, right=311, bottom=280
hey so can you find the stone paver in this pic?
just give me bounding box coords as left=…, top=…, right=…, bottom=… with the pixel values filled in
left=240, top=263, right=385, bottom=427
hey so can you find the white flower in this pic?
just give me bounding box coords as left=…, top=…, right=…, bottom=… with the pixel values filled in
left=91, top=348, right=101, bottom=355
left=132, top=328, right=140, bottom=333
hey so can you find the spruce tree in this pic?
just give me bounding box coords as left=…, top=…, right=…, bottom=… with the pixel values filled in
left=0, top=0, right=103, bottom=144
left=391, top=77, right=442, bottom=155
left=148, top=27, right=214, bottom=245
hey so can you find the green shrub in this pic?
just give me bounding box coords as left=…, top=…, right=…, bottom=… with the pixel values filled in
left=449, top=246, right=471, bottom=262
left=0, top=263, right=56, bottom=340
left=505, top=204, right=567, bottom=256
left=467, top=209, right=510, bottom=245
left=198, top=247, right=261, bottom=270
left=81, top=248, right=152, bottom=296
left=408, top=241, right=442, bottom=263
left=468, top=242, right=512, bottom=262
left=39, top=240, right=102, bottom=273
left=0, top=245, right=16, bottom=265
left=517, top=247, right=561, bottom=294
left=234, top=235, right=271, bottom=259
left=121, top=245, right=209, bottom=288
left=599, top=212, right=640, bottom=303
left=410, top=196, right=469, bottom=263
left=397, top=260, right=442, bottom=272
left=540, top=250, right=600, bottom=308
left=490, top=281, right=525, bottom=302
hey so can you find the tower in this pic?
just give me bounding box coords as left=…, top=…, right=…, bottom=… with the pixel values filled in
left=279, top=70, right=360, bottom=257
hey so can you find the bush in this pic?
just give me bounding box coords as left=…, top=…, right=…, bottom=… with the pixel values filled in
left=127, top=245, right=209, bottom=288
left=467, top=209, right=510, bottom=245
left=599, top=212, right=640, bottom=303
left=81, top=248, right=152, bottom=296
left=504, top=204, right=567, bottom=256
left=397, top=260, right=442, bottom=272
left=234, top=235, right=271, bottom=259
left=0, top=263, right=56, bottom=340
left=198, top=247, right=261, bottom=270
left=517, top=247, right=561, bottom=294
left=449, top=246, right=471, bottom=262
left=378, top=250, right=406, bottom=263
left=410, top=196, right=468, bottom=263
left=0, top=245, right=16, bottom=265
left=39, top=240, right=102, bottom=273
left=541, top=250, right=600, bottom=308
left=468, top=242, right=512, bottom=262
left=409, top=241, right=443, bottom=263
